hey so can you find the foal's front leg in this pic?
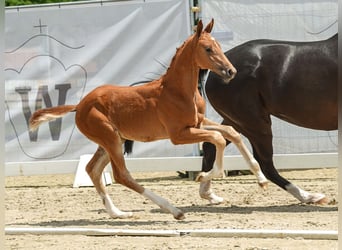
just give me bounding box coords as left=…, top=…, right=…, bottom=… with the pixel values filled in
left=169, top=126, right=227, bottom=182
left=197, top=119, right=268, bottom=204
left=201, top=118, right=268, bottom=187
left=194, top=135, right=226, bottom=182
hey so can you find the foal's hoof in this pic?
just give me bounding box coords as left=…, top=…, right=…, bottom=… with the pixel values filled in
left=305, top=193, right=328, bottom=205
left=201, top=193, right=224, bottom=205
left=110, top=211, right=134, bottom=219
left=195, top=172, right=206, bottom=182
left=174, top=211, right=185, bottom=220
left=258, top=181, right=268, bottom=190
left=313, top=195, right=329, bottom=205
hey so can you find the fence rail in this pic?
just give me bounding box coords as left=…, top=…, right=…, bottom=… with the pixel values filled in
left=5, top=152, right=338, bottom=177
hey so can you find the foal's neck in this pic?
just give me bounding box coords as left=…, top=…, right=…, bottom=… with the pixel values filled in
left=162, top=36, right=199, bottom=96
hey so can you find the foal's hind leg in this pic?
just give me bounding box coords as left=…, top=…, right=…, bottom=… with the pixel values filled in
left=77, top=110, right=184, bottom=220
left=104, top=137, right=185, bottom=220
left=86, top=146, right=133, bottom=219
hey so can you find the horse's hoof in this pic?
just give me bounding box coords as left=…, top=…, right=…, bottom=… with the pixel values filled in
left=174, top=211, right=185, bottom=220
left=258, top=181, right=268, bottom=190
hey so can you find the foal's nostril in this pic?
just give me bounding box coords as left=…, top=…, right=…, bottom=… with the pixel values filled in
left=220, top=67, right=236, bottom=81
left=227, top=68, right=237, bottom=77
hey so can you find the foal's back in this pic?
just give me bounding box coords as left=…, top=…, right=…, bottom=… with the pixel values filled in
left=75, top=82, right=169, bottom=142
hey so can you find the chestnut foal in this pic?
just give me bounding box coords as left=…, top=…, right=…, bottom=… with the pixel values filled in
left=30, top=19, right=267, bottom=220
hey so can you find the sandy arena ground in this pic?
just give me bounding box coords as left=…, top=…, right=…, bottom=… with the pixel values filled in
left=5, top=168, right=338, bottom=250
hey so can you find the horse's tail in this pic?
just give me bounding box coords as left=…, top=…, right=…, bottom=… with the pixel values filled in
left=124, top=140, right=134, bottom=155
left=29, top=105, right=77, bottom=132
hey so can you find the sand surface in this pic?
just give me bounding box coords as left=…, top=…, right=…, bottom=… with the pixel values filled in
left=5, top=168, right=338, bottom=249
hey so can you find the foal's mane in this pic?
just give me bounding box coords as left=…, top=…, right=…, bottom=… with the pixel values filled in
left=163, top=33, right=197, bottom=77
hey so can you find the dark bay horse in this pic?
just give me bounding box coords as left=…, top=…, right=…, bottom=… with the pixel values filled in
left=201, top=34, right=337, bottom=205
left=29, top=20, right=267, bottom=220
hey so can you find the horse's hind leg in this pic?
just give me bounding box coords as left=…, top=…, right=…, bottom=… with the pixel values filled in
left=250, top=133, right=327, bottom=204
left=86, top=146, right=133, bottom=219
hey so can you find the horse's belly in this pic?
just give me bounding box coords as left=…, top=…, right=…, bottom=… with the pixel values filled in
left=273, top=104, right=337, bottom=130
left=271, top=82, right=337, bottom=130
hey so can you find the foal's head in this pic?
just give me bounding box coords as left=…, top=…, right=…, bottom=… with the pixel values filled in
left=193, top=19, right=236, bottom=82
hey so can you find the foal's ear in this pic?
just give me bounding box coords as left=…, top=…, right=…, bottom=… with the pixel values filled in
left=196, top=20, right=203, bottom=38
left=204, top=18, right=214, bottom=33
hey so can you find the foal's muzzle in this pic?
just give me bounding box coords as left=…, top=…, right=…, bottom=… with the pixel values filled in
left=221, top=67, right=237, bottom=83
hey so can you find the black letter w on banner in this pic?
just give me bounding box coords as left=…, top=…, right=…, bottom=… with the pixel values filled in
left=16, top=83, right=71, bottom=141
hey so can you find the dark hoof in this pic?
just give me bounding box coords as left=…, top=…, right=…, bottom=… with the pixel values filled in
left=174, top=211, right=185, bottom=220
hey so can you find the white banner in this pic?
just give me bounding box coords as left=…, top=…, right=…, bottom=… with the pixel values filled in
left=5, top=0, right=193, bottom=162
left=202, top=0, right=337, bottom=51
left=6, top=0, right=337, bottom=165
left=201, top=0, right=338, bottom=155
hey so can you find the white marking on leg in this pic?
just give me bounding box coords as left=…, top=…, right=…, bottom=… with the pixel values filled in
left=235, top=141, right=268, bottom=187
left=249, top=159, right=268, bottom=185
left=285, top=183, right=326, bottom=203
left=100, top=193, right=133, bottom=219
left=142, top=188, right=184, bottom=220
left=196, top=164, right=226, bottom=182
left=197, top=131, right=226, bottom=182
left=199, top=180, right=224, bottom=204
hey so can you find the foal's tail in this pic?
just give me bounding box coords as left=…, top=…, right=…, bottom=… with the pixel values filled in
left=29, top=105, right=77, bottom=131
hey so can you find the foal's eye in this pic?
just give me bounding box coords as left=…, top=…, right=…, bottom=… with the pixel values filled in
left=205, top=47, right=212, bottom=53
